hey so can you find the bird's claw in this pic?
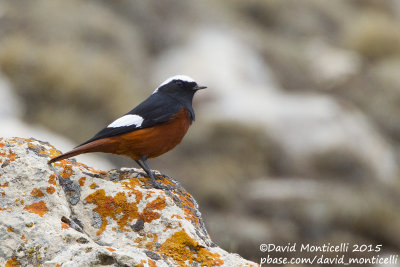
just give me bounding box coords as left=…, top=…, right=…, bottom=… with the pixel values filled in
left=150, top=173, right=176, bottom=190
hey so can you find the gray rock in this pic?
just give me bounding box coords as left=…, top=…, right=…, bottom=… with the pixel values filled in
left=0, top=137, right=256, bottom=266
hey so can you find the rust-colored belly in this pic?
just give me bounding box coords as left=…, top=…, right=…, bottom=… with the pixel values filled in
left=101, top=108, right=192, bottom=160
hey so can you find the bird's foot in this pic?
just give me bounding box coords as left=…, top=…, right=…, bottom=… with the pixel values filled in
left=149, top=172, right=176, bottom=190
left=150, top=180, right=175, bottom=190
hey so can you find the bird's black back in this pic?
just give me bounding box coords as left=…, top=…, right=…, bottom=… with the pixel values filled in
left=77, top=93, right=193, bottom=148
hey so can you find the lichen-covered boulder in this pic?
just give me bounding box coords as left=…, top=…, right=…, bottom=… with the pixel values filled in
left=0, top=137, right=256, bottom=266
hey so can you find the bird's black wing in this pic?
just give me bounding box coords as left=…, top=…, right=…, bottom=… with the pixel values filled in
left=77, top=93, right=183, bottom=147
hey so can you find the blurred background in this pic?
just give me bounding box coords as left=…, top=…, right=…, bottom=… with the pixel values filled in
left=1, top=0, right=400, bottom=265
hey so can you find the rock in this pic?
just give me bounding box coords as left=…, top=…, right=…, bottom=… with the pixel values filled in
left=0, top=117, right=114, bottom=171
left=0, top=137, right=256, bottom=266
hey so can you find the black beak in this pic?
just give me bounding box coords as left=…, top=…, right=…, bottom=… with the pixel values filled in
left=193, top=85, right=207, bottom=90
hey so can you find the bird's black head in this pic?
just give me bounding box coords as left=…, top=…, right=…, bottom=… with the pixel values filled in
left=153, top=75, right=207, bottom=102
left=152, top=75, right=206, bottom=121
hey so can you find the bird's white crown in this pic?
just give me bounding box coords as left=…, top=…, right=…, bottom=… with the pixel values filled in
left=158, top=75, right=195, bottom=88
left=153, top=75, right=196, bottom=94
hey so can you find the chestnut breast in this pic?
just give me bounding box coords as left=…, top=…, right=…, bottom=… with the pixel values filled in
left=106, top=107, right=192, bottom=160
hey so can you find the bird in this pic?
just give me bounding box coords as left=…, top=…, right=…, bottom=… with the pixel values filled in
left=48, top=75, right=206, bottom=189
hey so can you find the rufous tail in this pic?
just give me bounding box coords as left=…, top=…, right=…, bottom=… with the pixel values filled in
left=48, top=148, right=87, bottom=164
left=48, top=138, right=113, bottom=164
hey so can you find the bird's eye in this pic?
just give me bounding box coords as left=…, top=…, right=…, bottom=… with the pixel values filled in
left=175, top=80, right=184, bottom=87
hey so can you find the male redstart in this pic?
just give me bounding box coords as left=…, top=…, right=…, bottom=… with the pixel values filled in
left=48, top=75, right=206, bottom=189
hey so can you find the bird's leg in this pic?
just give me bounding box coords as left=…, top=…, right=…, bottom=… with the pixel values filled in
left=135, top=160, right=145, bottom=169
left=139, top=155, right=174, bottom=190
left=134, top=160, right=148, bottom=176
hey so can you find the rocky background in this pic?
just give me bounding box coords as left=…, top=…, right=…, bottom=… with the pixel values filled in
left=1, top=0, right=400, bottom=264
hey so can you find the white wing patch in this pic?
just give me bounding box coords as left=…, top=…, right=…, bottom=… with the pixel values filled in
left=153, top=75, right=196, bottom=94
left=107, top=114, right=144, bottom=128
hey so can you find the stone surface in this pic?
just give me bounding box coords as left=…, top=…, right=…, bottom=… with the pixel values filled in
left=0, top=137, right=256, bottom=266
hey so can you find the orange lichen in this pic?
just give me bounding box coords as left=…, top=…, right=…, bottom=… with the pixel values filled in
left=78, top=162, right=92, bottom=171
left=0, top=149, right=16, bottom=161
left=25, top=138, right=62, bottom=158
left=132, top=189, right=144, bottom=202
left=158, top=230, right=223, bottom=266
left=148, top=259, right=157, bottom=267
left=0, top=207, right=12, bottom=213
left=121, top=178, right=140, bottom=189
left=134, top=236, right=147, bottom=246
left=5, top=256, right=20, bottom=267
left=133, top=233, right=159, bottom=251
left=145, top=233, right=159, bottom=250
left=14, top=138, right=31, bottom=145
left=137, top=259, right=157, bottom=267
left=85, top=188, right=167, bottom=236
left=61, top=222, right=70, bottom=230
left=171, top=214, right=183, bottom=220
left=30, top=188, right=44, bottom=197
left=177, top=192, right=201, bottom=227
left=140, top=196, right=166, bottom=223
left=7, top=149, right=16, bottom=161
left=85, top=189, right=139, bottom=235
left=163, top=224, right=175, bottom=232
left=48, top=174, right=57, bottom=185
left=46, top=186, right=55, bottom=194
left=60, top=164, right=73, bottom=178
left=77, top=162, right=107, bottom=176
left=27, top=142, right=40, bottom=152
left=78, top=177, right=86, bottom=186
left=122, top=179, right=143, bottom=202
left=36, top=145, right=60, bottom=157
left=106, top=247, right=116, bottom=252
left=24, top=201, right=48, bottom=217
left=0, top=183, right=8, bottom=188
left=48, top=148, right=62, bottom=157
left=90, top=182, right=99, bottom=189
left=95, top=170, right=107, bottom=176
left=21, top=235, right=26, bottom=241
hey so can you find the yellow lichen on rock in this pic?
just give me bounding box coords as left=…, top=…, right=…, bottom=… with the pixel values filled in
left=85, top=189, right=139, bottom=235
left=0, top=137, right=257, bottom=266
left=23, top=201, right=48, bottom=217
left=159, top=229, right=224, bottom=266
